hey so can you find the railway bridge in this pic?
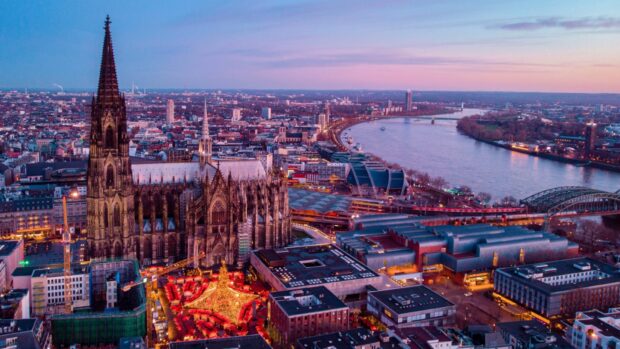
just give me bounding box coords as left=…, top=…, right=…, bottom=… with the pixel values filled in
left=521, top=186, right=620, bottom=222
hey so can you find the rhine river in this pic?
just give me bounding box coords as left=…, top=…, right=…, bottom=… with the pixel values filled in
left=343, top=108, right=620, bottom=200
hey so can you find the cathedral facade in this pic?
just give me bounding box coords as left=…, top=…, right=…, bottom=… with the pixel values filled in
left=87, top=17, right=291, bottom=267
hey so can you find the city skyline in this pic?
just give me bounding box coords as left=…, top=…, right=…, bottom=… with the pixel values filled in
left=4, top=8, right=620, bottom=348
left=1, top=0, right=620, bottom=93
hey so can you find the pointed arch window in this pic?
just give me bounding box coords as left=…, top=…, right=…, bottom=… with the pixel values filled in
left=104, top=204, right=109, bottom=228
left=106, top=165, right=115, bottom=188
left=105, top=126, right=115, bottom=149
left=113, top=204, right=121, bottom=227
left=211, top=201, right=227, bottom=225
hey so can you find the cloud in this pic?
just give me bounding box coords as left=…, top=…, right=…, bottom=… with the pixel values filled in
left=494, top=16, right=620, bottom=31
left=227, top=49, right=561, bottom=70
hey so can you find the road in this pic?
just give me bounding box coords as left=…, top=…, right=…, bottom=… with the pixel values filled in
left=291, top=223, right=333, bottom=245
left=427, top=276, right=521, bottom=328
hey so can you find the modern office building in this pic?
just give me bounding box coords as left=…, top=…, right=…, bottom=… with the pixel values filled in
left=339, top=217, right=578, bottom=282
left=405, top=90, right=413, bottom=112
left=585, top=121, right=597, bottom=159
left=231, top=108, right=242, bottom=121
left=298, top=161, right=350, bottom=183
left=347, top=160, right=408, bottom=197
left=269, top=286, right=350, bottom=348
left=262, top=107, right=272, bottom=120
left=367, top=285, right=456, bottom=329
left=317, top=113, right=329, bottom=131
left=166, top=99, right=175, bottom=123
left=494, top=258, right=620, bottom=317
left=30, top=266, right=90, bottom=316
left=568, top=308, right=620, bottom=349
left=251, top=245, right=382, bottom=302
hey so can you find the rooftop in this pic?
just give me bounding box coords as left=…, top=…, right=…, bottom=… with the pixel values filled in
left=575, top=309, right=620, bottom=340
left=497, top=320, right=572, bottom=349
left=0, top=318, right=37, bottom=335
left=497, top=258, right=620, bottom=293
left=400, top=326, right=454, bottom=349
left=270, top=286, right=347, bottom=316
left=288, top=188, right=352, bottom=214
left=254, top=245, right=379, bottom=289
left=0, top=240, right=20, bottom=257
left=370, top=285, right=454, bottom=315
left=169, top=334, right=271, bottom=349
left=31, top=265, right=88, bottom=278
left=297, top=328, right=402, bottom=349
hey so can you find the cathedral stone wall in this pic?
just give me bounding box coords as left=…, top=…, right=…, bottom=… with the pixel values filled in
left=86, top=18, right=290, bottom=267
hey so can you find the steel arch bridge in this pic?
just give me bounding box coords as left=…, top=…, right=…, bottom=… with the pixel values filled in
left=521, top=186, right=620, bottom=217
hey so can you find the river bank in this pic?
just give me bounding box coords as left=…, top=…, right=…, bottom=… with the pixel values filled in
left=330, top=107, right=454, bottom=151
left=341, top=110, right=620, bottom=199
left=458, top=131, right=620, bottom=174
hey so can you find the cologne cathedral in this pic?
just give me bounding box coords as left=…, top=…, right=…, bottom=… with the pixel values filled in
left=86, top=17, right=291, bottom=267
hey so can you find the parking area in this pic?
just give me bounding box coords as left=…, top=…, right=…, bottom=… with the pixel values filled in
left=427, top=275, right=524, bottom=328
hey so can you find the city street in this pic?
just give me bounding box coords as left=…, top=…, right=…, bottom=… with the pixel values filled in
left=427, top=276, right=520, bottom=328
left=291, top=223, right=333, bottom=245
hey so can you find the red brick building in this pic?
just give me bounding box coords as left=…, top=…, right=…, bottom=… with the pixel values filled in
left=268, top=286, right=350, bottom=349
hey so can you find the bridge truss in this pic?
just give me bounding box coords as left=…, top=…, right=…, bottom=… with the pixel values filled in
left=521, top=186, right=620, bottom=217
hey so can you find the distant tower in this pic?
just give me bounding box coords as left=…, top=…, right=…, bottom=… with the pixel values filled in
left=261, top=107, right=272, bottom=120
left=166, top=99, right=175, bottom=123
left=231, top=108, right=242, bottom=121
left=278, top=123, right=287, bottom=142
left=323, top=102, right=330, bottom=128
left=87, top=16, right=136, bottom=260
left=199, top=98, right=212, bottom=165
left=585, top=121, right=597, bottom=159
left=317, top=113, right=328, bottom=132
left=405, top=90, right=413, bottom=112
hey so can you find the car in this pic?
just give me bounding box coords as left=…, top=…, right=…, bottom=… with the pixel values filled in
left=464, top=292, right=473, bottom=297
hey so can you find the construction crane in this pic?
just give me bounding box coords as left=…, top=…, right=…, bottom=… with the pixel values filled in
left=62, top=188, right=80, bottom=314
left=121, top=251, right=207, bottom=292
left=122, top=247, right=207, bottom=348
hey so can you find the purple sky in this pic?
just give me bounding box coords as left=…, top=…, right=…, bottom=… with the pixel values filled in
left=1, top=0, right=619, bottom=92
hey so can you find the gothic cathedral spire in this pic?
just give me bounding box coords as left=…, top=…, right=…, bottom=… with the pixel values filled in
left=199, top=97, right=212, bottom=165
left=87, top=16, right=136, bottom=261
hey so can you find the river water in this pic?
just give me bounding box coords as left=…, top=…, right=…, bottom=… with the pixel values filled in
left=343, top=109, right=620, bottom=200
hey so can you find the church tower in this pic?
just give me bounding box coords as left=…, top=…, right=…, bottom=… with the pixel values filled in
left=87, top=16, right=136, bottom=260
left=199, top=98, right=212, bottom=165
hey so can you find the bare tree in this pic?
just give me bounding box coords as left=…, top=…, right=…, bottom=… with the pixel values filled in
left=501, top=196, right=518, bottom=206
left=416, top=172, right=431, bottom=186
left=430, top=176, right=449, bottom=189
left=477, top=192, right=492, bottom=204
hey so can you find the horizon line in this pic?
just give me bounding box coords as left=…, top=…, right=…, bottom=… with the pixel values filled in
left=2, top=87, right=620, bottom=96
